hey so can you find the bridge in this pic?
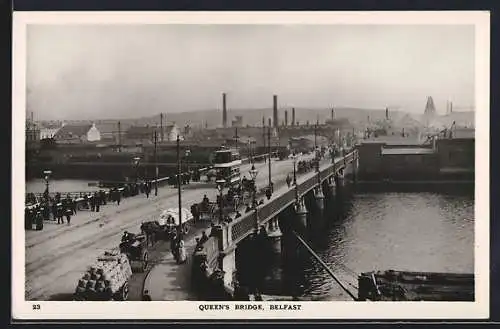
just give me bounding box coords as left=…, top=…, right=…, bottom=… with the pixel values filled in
left=24, top=147, right=356, bottom=301
left=192, top=149, right=359, bottom=292
left=25, top=153, right=274, bottom=210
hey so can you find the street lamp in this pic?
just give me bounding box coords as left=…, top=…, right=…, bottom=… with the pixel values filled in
left=185, top=149, right=191, bottom=183
left=216, top=179, right=226, bottom=224
left=267, top=126, right=273, bottom=195
left=292, top=154, right=297, bottom=186
left=248, top=165, right=259, bottom=229
left=176, top=135, right=183, bottom=238
left=43, top=170, right=52, bottom=199
left=133, top=157, right=141, bottom=184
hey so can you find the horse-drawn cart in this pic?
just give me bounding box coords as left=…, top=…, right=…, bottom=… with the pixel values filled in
left=73, top=249, right=133, bottom=301
left=119, top=233, right=149, bottom=273
left=141, top=208, right=193, bottom=243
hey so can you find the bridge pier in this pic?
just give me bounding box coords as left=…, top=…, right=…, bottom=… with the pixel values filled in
left=314, top=187, right=325, bottom=216
left=328, top=176, right=337, bottom=199
left=335, top=169, right=345, bottom=191
left=210, top=224, right=238, bottom=294
left=294, top=198, right=308, bottom=231
left=267, top=217, right=283, bottom=256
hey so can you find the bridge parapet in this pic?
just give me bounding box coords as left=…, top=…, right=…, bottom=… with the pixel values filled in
left=225, top=150, right=358, bottom=250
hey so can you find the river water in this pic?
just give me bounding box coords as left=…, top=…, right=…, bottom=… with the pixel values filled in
left=25, top=179, right=102, bottom=194
left=262, top=189, right=475, bottom=301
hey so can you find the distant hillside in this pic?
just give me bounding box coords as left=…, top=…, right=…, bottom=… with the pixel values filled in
left=128, top=107, right=408, bottom=129
left=37, top=107, right=472, bottom=131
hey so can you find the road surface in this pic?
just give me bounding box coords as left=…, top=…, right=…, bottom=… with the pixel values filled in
left=25, top=155, right=314, bottom=301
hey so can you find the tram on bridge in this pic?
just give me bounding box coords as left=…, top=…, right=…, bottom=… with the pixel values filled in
left=212, top=147, right=242, bottom=189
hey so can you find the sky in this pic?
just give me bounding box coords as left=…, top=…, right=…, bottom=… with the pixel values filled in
left=26, top=24, right=475, bottom=120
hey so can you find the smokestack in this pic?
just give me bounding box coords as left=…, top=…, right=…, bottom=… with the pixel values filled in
left=262, top=116, right=265, bottom=127
left=450, top=101, right=453, bottom=113
left=285, top=110, right=288, bottom=127
left=292, top=108, right=296, bottom=126
left=273, top=95, right=278, bottom=128
left=386, top=107, right=389, bottom=120
left=222, top=93, right=227, bottom=128
left=268, top=117, right=272, bottom=127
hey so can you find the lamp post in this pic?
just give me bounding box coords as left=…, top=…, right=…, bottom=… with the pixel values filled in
left=292, top=154, right=297, bottom=186
left=267, top=126, right=272, bottom=194
left=176, top=136, right=182, bottom=238
left=249, top=165, right=259, bottom=229
left=133, top=157, right=141, bottom=184
left=185, top=149, right=191, bottom=184
left=216, top=179, right=226, bottom=224
left=43, top=170, right=52, bottom=199
left=154, top=130, right=158, bottom=196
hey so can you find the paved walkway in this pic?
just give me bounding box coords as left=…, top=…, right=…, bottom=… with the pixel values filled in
left=143, top=225, right=206, bottom=301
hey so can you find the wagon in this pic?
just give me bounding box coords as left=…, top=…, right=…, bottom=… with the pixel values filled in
left=119, top=233, right=149, bottom=273
left=73, top=250, right=132, bottom=301
left=198, top=202, right=218, bottom=222
left=141, top=208, right=193, bottom=242
left=159, top=208, right=193, bottom=236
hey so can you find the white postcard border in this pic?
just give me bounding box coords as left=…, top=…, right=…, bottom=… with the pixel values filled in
left=12, top=11, right=490, bottom=320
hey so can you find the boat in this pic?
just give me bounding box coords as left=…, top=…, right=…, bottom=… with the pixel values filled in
left=358, top=270, right=474, bottom=301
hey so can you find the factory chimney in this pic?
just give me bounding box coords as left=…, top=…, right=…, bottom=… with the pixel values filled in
left=222, top=93, right=227, bottom=128
left=284, top=110, right=288, bottom=127
left=292, top=107, right=296, bottom=126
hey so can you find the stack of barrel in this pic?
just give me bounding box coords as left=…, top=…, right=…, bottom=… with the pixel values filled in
left=74, top=250, right=132, bottom=301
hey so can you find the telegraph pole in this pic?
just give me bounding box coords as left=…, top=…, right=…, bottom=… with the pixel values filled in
left=154, top=130, right=158, bottom=196
left=268, top=125, right=272, bottom=192
left=176, top=135, right=182, bottom=238
left=262, top=116, right=266, bottom=163
left=234, top=127, right=239, bottom=152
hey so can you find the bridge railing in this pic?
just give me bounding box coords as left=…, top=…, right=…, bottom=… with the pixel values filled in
left=226, top=150, right=358, bottom=248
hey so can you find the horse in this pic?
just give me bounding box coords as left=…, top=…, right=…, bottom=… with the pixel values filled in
left=140, top=221, right=163, bottom=246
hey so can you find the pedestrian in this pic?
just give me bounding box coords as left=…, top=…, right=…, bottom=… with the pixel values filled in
left=90, top=194, right=95, bottom=212
left=65, top=207, right=72, bottom=225
left=177, top=239, right=187, bottom=264
left=145, top=183, right=150, bottom=198
left=35, top=211, right=43, bottom=230
left=116, top=190, right=121, bottom=206
left=286, top=174, right=292, bottom=188
left=170, top=233, right=178, bottom=260
left=71, top=199, right=77, bottom=215
left=57, top=204, right=64, bottom=224
left=100, top=190, right=107, bottom=205
left=94, top=192, right=100, bottom=212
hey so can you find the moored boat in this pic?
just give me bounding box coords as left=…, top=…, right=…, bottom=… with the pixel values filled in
left=358, top=270, right=474, bottom=301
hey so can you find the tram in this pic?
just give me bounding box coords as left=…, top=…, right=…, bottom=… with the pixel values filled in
left=212, top=147, right=242, bottom=188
